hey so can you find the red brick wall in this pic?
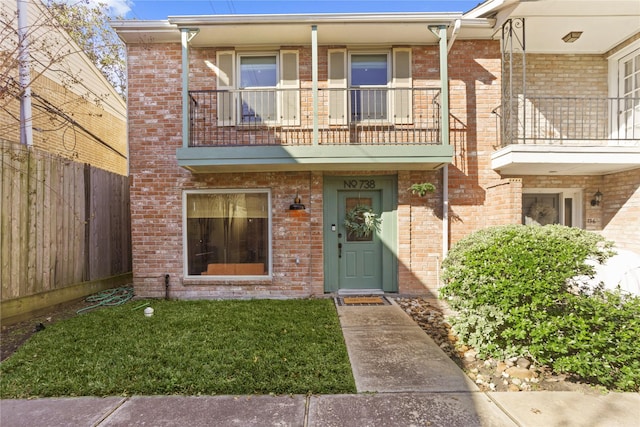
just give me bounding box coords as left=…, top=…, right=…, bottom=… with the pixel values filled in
left=521, top=175, right=601, bottom=230
left=523, top=54, right=608, bottom=98
left=602, top=168, right=640, bottom=253
left=126, top=40, right=322, bottom=297
left=499, top=49, right=638, bottom=253
left=517, top=173, right=640, bottom=253
left=127, top=43, right=183, bottom=297
left=1, top=74, right=127, bottom=175
left=398, top=170, right=444, bottom=296
left=447, top=41, right=505, bottom=245
left=485, top=178, right=523, bottom=227
left=126, top=39, right=509, bottom=298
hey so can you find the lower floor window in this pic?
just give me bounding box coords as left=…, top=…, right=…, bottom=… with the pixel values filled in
left=523, top=189, right=582, bottom=227
left=185, top=190, right=270, bottom=276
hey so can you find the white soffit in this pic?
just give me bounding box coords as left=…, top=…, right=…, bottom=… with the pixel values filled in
left=517, top=16, right=640, bottom=54
left=491, top=145, right=640, bottom=176
left=475, top=0, right=640, bottom=54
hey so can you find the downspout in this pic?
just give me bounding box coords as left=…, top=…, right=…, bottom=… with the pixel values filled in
left=311, top=25, right=319, bottom=145
left=444, top=20, right=459, bottom=263
left=181, top=28, right=199, bottom=148
left=447, top=19, right=461, bottom=53
left=430, top=24, right=450, bottom=260
left=17, top=0, right=33, bottom=147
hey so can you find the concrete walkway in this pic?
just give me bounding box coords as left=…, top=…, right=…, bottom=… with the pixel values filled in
left=1, top=299, right=639, bottom=427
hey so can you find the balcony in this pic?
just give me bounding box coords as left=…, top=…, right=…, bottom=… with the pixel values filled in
left=492, top=96, right=640, bottom=176
left=495, top=96, right=640, bottom=146
left=177, top=87, right=454, bottom=173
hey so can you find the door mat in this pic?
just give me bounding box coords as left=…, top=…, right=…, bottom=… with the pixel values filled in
left=336, top=295, right=391, bottom=306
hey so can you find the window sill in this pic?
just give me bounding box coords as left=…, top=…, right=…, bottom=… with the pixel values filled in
left=183, top=276, right=273, bottom=286
left=223, top=123, right=300, bottom=129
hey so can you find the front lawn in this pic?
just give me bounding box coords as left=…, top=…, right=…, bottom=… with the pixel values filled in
left=0, top=299, right=356, bottom=397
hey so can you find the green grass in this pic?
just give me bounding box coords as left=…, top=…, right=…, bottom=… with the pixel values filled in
left=0, top=299, right=356, bottom=398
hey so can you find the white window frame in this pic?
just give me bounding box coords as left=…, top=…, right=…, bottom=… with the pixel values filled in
left=607, top=39, right=640, bottom=140
left=348, top=51, right=391, bottom=123
left=215, top=51, right=300, bottom=127
left=182, top=189, right=273, bottom=279
left=522, top=188, right=583, bottom=228
left=238, top=52, right=280, bottom=125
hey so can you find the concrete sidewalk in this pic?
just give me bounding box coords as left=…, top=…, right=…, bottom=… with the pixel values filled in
left=1, top=300, right=639, bottom=426
left=2, top=391, right=639, bottom=427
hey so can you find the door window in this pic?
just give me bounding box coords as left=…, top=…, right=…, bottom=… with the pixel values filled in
left=523, top=194, right=559, bottom=226
left=215, top=51, right=300, bottom=126
left=345, top=197, right=374, bottom=242
left=522, top=190, right=582, bottom=228
left=239, top=55, right=277, bottom=123
left=328, top=49, right=411, bottom=125
left=619, top=49, right=640, bottom=138
left=350, top=53, right=389, bottom=121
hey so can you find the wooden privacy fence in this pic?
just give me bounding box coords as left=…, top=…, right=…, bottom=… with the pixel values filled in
left=1, top=140, right=131, bottom=302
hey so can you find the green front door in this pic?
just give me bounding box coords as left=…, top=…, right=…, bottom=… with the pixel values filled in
left=338, top=190, right=383, bottom=289
left=323, top=176, right=398, bottom=293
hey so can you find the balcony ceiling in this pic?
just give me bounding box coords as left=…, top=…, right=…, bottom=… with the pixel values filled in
left=112, top=13, right=495, bottom=47
left=467, top=0, right=640, bottom=54
left=491, top=145, right=640, bottom=176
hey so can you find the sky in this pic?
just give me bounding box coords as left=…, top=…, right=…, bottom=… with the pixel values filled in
left=99, top=0, right=483, bottom=20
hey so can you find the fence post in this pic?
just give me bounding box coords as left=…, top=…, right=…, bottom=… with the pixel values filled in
left=84, top=163, right=91, bottom=281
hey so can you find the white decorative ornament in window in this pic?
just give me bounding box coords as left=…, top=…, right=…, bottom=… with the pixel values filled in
left=344, top=205, right=382, bottom=237
left=527, top=202, right=558, bottom=226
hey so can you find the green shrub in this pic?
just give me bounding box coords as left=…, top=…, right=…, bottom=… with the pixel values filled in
left=440, top=224, right=640, bottom=391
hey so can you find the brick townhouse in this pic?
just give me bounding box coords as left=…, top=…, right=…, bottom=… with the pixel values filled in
left=112, top=0, right=640, bottom=300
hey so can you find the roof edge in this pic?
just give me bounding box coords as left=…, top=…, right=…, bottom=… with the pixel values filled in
left=167, top=12, right=463, bottom=26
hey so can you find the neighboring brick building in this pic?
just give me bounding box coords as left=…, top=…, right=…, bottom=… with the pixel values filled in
left=113, top=0, right=640, bottom=299
left=1, top=0, right=127, bottom=175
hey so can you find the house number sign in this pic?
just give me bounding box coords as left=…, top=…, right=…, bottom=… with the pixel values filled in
left=343, top=179, right=376, bottom=189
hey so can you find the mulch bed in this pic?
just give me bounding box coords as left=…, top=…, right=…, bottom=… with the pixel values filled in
left=395, top=297, right=602, bottom=393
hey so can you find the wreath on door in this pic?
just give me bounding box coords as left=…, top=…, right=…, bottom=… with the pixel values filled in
left=344, top=205, right=382, bottom=238
left=527, top=202, right=558, bottom=226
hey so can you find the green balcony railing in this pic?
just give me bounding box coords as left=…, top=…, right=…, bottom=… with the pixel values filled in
left=188, top=87, right=441, bottom=147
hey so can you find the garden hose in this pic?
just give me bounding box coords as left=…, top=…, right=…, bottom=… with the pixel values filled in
left=76, top=286, right=134, bottom=314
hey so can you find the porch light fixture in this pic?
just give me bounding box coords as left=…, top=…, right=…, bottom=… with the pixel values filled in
left=590, top=190, right=603, bottom=207
left=289, top=193, right=305, bottom=210
left=562, top=31, right=582, bottom=43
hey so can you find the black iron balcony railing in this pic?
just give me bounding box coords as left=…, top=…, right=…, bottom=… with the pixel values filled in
left=494, top=96, right=640, bottom=147
left=188, top=87, right=441, bottom=147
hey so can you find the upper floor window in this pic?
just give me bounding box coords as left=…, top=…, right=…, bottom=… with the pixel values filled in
left=239, top=55, right=277, bottom=123
left=216, top=50, right=299, bottom=126
left=328, top=48, right=412, bottom=125
left=350, top=53, right=389, bottom=121
left=240, top=55, right=277, bottom=88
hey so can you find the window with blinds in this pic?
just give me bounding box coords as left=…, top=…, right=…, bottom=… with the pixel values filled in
left=184, top=190, right=270, bottom=277
left=215, top=50, right=300, bottom=126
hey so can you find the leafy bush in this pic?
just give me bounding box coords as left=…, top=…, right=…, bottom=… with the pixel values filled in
left=440, top=225, right=640, bottom=391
